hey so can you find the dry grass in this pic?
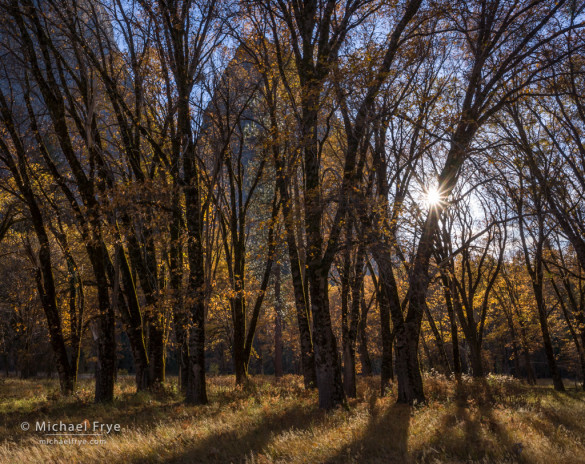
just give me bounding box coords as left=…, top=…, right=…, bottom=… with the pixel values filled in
left=0, top=373, right=584, bottom=463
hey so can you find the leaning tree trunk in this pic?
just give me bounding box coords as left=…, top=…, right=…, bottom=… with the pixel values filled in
left=29, top=201, right=76, bottom=393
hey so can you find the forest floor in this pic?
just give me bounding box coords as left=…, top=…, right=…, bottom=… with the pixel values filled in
left=0, top=374, right=584, bottom=463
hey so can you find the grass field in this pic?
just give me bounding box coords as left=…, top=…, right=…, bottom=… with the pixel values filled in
left=0, top=374, right=584, bottom=463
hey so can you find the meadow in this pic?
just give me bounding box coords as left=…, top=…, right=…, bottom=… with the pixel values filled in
left=0, top=375, right=584, bottom=463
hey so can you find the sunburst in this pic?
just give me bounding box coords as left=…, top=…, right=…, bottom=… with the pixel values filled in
left=423, top=185, right=445, bottom=209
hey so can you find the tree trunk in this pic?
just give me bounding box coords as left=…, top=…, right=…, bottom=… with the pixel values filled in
left=423, top=301, right=451, bottom=373
left=0, top=98, right=76, bottom=394
left=343, top=242, right=364, bottom=398
left=469, top=340, right=484, bottom=377
left=310, top=268, right=345, bottom=409
left=442, top=281, right=461, bottom=376
left=517, top=316, right=536, bottom=385
left=181, top=70, right=207, bottom=403
left=274, top=263, right=283, bottom=379
left=112, top=246, right=151, bottom=391
left=148, top=324, right=166, bottom=385
left=373, top=245, right=424, bottom=403
left=502, top=304, right=522, bottom=379
left=552, top=278, right=585, bottom=390
left=378, top=285, right=394, bottom=395
left=394, top=321, right=425, bottom=404
left=31, top=218, right=75, bottom=394
left=274, top=151, right=316, bottom=388
left=340, top=232, right=353, bottom=397
left=170, top=195, right=189, bottom=392
left=185, top=297, right=207, bottom=404
left=358, top=296, right=373, bottom=376
left=535, top=285, right=564, bottom=391
left=233, top=295, right=247, bottom=385
left=90, top=244, right=116, bottom=403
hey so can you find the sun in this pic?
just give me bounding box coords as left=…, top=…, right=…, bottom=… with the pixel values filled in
left=424, top=185, right=443, bottom=208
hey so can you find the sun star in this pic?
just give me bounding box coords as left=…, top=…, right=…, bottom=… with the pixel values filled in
left=425, top=185, right=443, bottom=208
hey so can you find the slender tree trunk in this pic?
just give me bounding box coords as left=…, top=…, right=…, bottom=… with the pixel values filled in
left=0, top=91, right=77, bottom=393
left=185, top=296, right=207, bottom=404
left=31, top=215, right=75, bottom=394
left=373, top=243, right=424, bottom=404
left=265, top=72, right=316, bottom=389
left=552, top=278, right=585, bottom=390
left=182, top=95, right=208, bottom=404
left=340, top=229, right=353, bottom=397
left=358, top=294, right=373, bottom=376
left=113, top=246, right=150, bottom=391
left=233, top=296, right=247, bottom=385
left=423, top=301, right=451, bottom=373
left=502, top=304, right=522, bottom=378
left=273, top=149, right=316, bottom=388
left=518, top=318, right=536, bottom=385
left=284, top=224, right=316, bottom=388
left=274, top=263, right=283, bottom=379
left=534, top=285, right=564, bottom=391
left=170, top=191, right=189, bottom=392
left=366, top=257, right=394, bottom=393
left=344, top=242, right=365, bottom=398
left=442, top=281, right=461, bottom=376
left=378, top=284, right=394, bottom=394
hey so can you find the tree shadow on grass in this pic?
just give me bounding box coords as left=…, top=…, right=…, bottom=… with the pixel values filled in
left=412, top=378, right=526, bottom=463
left=128, top=401, right=324, bottom=464
left=519, top=388, right=585, bottom=451
left=323, top=395, right=411, bottom=464
left=0, top=395, right=184, bottom=445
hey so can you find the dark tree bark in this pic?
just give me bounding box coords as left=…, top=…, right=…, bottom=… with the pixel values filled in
left=139, top=0, right=224, bottom=405
left=274, top=263, right=284, bottom=379
left=0, top=100, right=75, bottom=394
left=517, top=182, right=564, bottom=391
left=340, top=233, right=364, bottom=398
left=441, top=276, right=461, bottom=376
left=423, top=300, right=451, bottom=373
left=549, top=269, right=585, bottom=390
left=358, top=286, right=373, bottom=377
left=261, top=66, right=316, bottom=388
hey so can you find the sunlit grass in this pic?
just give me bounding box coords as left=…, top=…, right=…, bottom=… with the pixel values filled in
left=0, top=374, right=584, bottom=463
